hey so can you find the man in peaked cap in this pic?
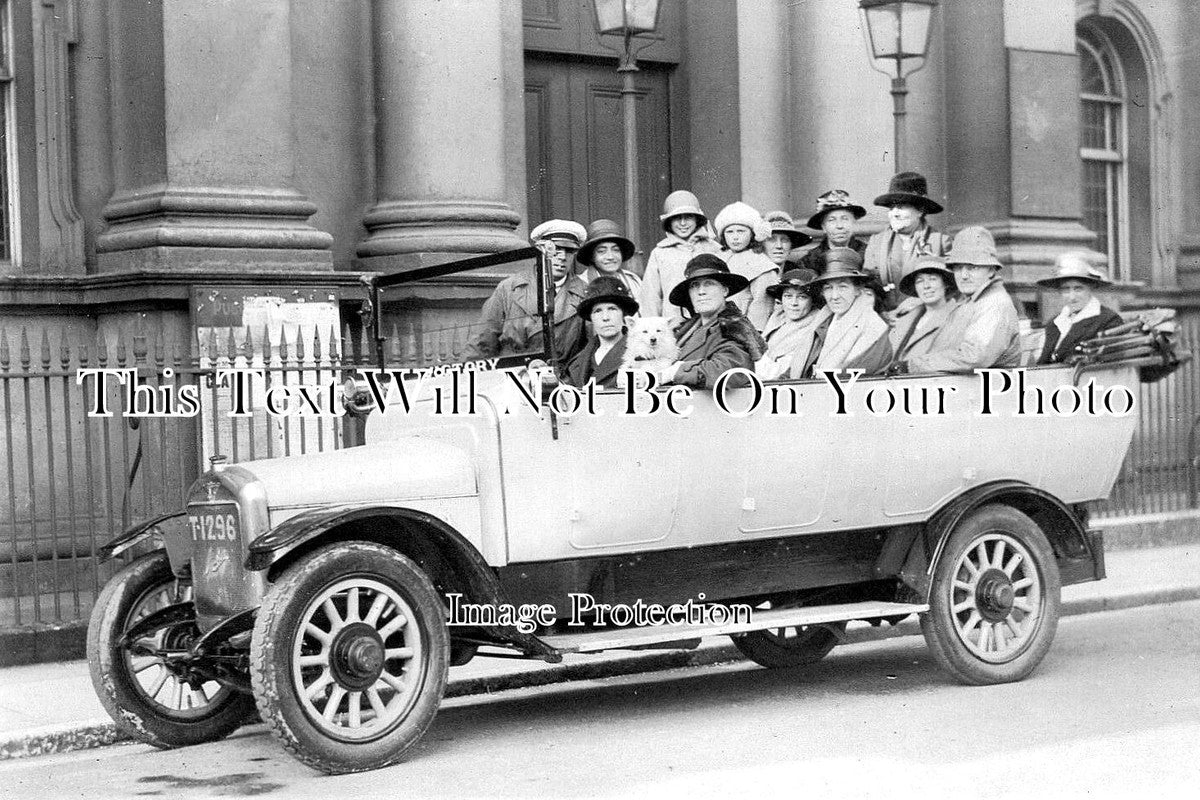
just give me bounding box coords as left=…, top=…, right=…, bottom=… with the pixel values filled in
left=461, top=219, right=589, bottom=364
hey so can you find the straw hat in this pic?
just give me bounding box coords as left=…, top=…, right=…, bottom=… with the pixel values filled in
left=1036, top=251, right=1112, bottom=289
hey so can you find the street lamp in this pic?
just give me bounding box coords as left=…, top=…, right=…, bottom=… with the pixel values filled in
left=593, top=0, right=663, bottom=256
left=858, top=0, right=938, bottom=172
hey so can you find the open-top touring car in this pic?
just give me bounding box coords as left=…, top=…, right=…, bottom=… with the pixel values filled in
left=87, top=248, right=1183, bottom=773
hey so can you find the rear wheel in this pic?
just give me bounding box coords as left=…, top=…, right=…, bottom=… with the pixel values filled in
left=250, top=542, right=449, bottom=774
left=86, top=551, right=255, bottom=747
left=921, top=504, right=1061, bottom=685
left=732, top=622, right=843, bottom=669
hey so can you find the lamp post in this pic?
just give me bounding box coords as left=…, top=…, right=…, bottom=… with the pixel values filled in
left=858, top=0, right=938, bottom=172
left=593, top=0, right=663, bottom=253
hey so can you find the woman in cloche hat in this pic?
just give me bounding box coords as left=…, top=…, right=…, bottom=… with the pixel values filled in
left=755, top=267, right=829, bottom=381
left=658, top=253, right=765, bottom=388
left=888, top=255, right=960, bottom=364
left=899, top=226, right=1022, bottom=374
left=641, top=190, right=721, bottom=318
left=563, top=277, right=642, bottom=390
left=576, top=219, right=642, bottom=298
left=786, top=248, right=892, bottom=380
left=862, top=171, right=952, bottom=314
left=1035, top=251, right=1123, bottom=365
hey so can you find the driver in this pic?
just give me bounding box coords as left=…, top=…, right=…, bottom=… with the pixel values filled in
left=461, top=219, right=589, bottom=365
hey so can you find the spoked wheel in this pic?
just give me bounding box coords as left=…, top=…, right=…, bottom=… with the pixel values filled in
left=732, top=600, right=843, bottom=669
left=250, top=542, right=448, bottom=774
left=921, top=504, right=1061, bottom=685
left=86, top=551, right=255, bottom=747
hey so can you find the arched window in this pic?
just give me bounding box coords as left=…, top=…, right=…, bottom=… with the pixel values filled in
left=1078, top=26, right=1128, bottom=277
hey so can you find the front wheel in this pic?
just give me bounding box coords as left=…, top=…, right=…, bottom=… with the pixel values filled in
left=250, top=542, right=449, bottom=774
left=86, top=551, right=256, bottom=747
left=921, top=504, right=1061, bottom=685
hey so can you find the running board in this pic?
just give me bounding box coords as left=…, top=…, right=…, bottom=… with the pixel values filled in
left=538, top=600, right=929, bottom=654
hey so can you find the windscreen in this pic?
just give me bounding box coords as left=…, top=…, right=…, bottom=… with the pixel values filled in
left=372, top=249, right=553, bottom=372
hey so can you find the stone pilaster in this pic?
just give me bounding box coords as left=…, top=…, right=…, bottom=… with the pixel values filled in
left=96, top=0, right=332, bottom=272
left=943, top=0, right=1097, bottom=280
left=356, top=0, right=525, bottom=270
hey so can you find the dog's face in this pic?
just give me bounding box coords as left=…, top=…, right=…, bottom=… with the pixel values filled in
left=624, top=317, right=679, bottom=360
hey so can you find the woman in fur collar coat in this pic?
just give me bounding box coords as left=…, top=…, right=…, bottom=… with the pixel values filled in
left=658, top=254, right=766, bottom=389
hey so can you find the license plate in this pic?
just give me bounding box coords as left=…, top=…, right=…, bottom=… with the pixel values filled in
left=188, top=505, right=240, bottom=543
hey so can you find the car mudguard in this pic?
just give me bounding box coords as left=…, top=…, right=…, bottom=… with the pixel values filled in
left=98, top=512, right=192, bottom=574
left=902, top=480, right=1095, bottom=598
left=246, top=504, right=559, bottom=660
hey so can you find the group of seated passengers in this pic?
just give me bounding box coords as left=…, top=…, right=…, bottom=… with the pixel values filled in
left=467, top=170, right=1124, bottom=386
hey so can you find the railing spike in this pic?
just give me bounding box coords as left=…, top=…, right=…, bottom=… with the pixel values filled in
left=19, top=327, right=31, bottom=368
left=0, top=329, right=9, bottom=370
left=40, top=328, right=52, bottom=369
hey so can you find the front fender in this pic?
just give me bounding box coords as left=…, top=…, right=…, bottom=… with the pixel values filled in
left=246, top=504, right=559, bottom=659
left=99, top=512, right=191, bottom=574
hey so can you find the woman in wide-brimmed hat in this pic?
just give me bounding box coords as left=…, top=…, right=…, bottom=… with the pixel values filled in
left=658, top=253, right=765, bottom=388
left=576, top=219, right=642, bottom=298
left=1035, top=251, right=1123, bottom=365
left=863, top=172, right=952, bottom=314
left=755, top=267, right=830, bottom=380
left=786, top=248, right=892, bottom=379
left=640, top=190, right=721, bottom=319
left=796, top=189, right=869, bottom=275
left=888, top=255, right=961, bottom=364
left=899, top=226, right=1021, bottom=374
left=564, top=276, right=641, bottom=389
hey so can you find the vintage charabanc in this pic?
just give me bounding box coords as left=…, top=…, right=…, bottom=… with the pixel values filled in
left=86, top=248, right=1184, bottom=773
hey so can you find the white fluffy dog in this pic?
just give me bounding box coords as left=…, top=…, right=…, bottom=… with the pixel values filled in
left=618, top=316, right=680, bottom=387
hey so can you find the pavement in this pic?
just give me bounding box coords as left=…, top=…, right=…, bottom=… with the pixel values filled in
left=1, top=543, right=1197, bottom=762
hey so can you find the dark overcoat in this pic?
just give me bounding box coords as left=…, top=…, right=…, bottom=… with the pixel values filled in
left=1037, top=305, right=1123, bottom=364
left=564, top=335, right=629, bottom=390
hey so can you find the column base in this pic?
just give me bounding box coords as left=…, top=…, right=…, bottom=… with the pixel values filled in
left=974, top=218, right=1102, bottom=283
left=96, top=185, right=334, bottom=272
left=356, top=200, right=525, bottom=262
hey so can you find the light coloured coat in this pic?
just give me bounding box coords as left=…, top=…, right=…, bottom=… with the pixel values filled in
left=640, top=232, right=721, bottom=320
left=906, top=277, right=1021, bottom=373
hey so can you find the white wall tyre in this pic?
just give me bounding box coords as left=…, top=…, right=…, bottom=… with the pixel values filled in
left=921, top=504, right=1061, bottom=685
left=86, top=551, right=256, bottom=747
left=250, top=542, right=449, bottom=774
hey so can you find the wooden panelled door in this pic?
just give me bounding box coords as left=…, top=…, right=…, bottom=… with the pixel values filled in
left=525, top=55, right=673, bottom=269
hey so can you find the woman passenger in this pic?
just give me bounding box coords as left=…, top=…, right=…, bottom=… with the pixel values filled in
left=889, top=255, right=960, bottom=364
left=788, top=248, right=892, bottom=379
left=761, top=211, right=812, bottom=270
left=658, top=254, right=766, bottom=389
left=1036, top=252, right=1123, bottom=364
left=795, top=189, right=869, bottom=275
left=564, top=277, right=641, bottom=389
left=862, top=171, right=951, bottom=315
left=576, top=219, right=642, bottom=298
left=756, top=268, right=829, bottom=380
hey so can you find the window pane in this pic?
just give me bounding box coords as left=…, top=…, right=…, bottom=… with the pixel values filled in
left=1080, top=47, right=1106, bottom=94
left=1081, top=100, right=1106, bottom=149
left=1082, top=159, right=1110, bottom=258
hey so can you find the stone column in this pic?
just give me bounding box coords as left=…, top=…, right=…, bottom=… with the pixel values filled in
left=357, top=0, right=525, bottom=270
left=97, top=0, right=332, bottom=272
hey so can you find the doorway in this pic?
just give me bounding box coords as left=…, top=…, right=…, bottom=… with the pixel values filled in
left=524, top=55, right=674, bottom=270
